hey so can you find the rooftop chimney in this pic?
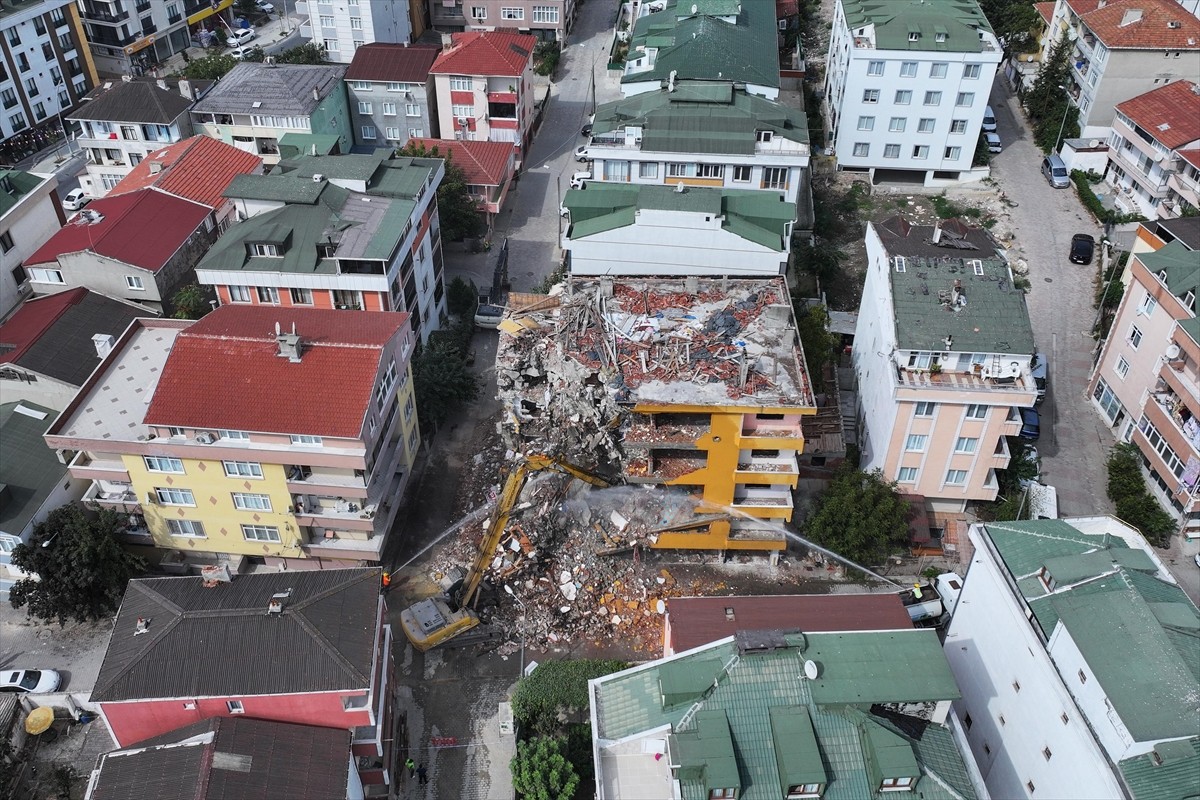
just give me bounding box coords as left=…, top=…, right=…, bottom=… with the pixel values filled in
left=178, top=79, right=193, bottom=100
left=156, top=79, right=168, bottom=91
left=1120, top=8, right=1143, bottom=26
left=313, top=87, right=320, bottom=101
left=267, top=589, right=292, bottom=614
left=275, top=321, right=303, bottom=362
left=92, top=333, right=115, bottom=358
left=149, top=161, right=162, bottom=174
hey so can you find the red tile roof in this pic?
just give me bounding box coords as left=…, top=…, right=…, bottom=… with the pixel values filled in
left=1116, top=81, right=1200, bottom=148
left=0, top=288, right=88, bottom=364
left=1180, top=148, right=1200, bottom=169
left=776, top=0, right=800, bottom=17
left=664, top=593, right=914, bottom=654
left=24, top=190, right=210, bottom=273
left=1035, top=1, right=1056, bottom=24
left=430, top=32, right=537, bottom=78
left=406, top=138, right=515, bottom=186
left=144, top=306, right=409, bottom=439
left=345, top=43, right=442, bottom=83
left=1076, top=0, right=1200, bottom=49
left=108, top=136, right=263, bottom=210
left=1064, top=0, right=1103, bottom=16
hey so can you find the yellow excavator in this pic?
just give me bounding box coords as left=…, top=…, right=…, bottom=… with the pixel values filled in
left=399, top=454, right=611, bottom=652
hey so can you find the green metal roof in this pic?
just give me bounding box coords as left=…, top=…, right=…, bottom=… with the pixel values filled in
left=224, top=174, right=329, bottom=204
left=861, top=717, right=921, bottom=790
left=593, top=85, right=808, bottom=155
left=1120, top=738, right=1200, bottom=800
left=671, top=710, right=740, bottom=791
left=277, top=152, right=389, bottom=181
left=591, top=631, right=975, bottom=800
left=277, top=132, right=341, bottom=159
left=659, top=658, right=722, bottom=708
left=563, top=184, right=794, bottom=250
left=0, top=402, right=65, bottom=538
left=1139, top=242, right=1200, bottom=346
left=841, top=0, right=994, bottom=53
left=0, top=169, right=46, bottom=218
left=624, top=0, right=779, bottom=89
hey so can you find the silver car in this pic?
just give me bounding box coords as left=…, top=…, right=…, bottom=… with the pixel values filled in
left=0, top=669, right=62, bottom=694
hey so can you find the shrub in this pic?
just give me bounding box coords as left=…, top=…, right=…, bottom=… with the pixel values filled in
left=511, top=660, right=627, bottom=735
left=1115, top=494, right=1176, bottom=548
left=447, top=276, right=477, bottom=318
left=1107, top=443, right=1146, bottom=504
left=1071, top=171, right=1147, bottom=226
left=511, top=737, right=580, bottom=800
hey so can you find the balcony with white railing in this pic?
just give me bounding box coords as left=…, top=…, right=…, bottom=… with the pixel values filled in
left=731, top=485, right=794, bottom=519
left=83, top=480, right=141, bottom=512
left=69, top=451, right=130, bottom=482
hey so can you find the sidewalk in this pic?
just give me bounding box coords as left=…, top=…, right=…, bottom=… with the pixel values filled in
left=151, top=9, right=307, bottom=77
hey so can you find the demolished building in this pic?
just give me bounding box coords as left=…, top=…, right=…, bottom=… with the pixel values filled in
left=495, top=275, right=817, bottom=552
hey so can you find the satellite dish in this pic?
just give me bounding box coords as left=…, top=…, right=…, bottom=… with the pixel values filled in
left=1165, top=343, right=1182, bottom=360
left=803, top=660, right=820, bottom=681
left=656, top=599, right=666, bottom=614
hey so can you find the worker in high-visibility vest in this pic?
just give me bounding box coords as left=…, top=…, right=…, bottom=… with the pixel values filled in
left=381, top=571, right=392, bottom=594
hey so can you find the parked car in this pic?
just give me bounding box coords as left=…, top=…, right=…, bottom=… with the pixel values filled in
left=0, top=669, right=61, bottom=694
left=228, top=45, right=255, bottom=60
left=228, top=27, right=256, bottom=46
left=985, top=132, right=1001, bottom=153
left=1041, top=154, right=1070, bottom=188
left=256, top=0, right=275, bottom=11
left=982, top=105, right=997, bottom=132
left=580, top=123, right=592, bottom=138
left=61, top=187, right=89, bottom=211
left=1069, top=233, right=1095, bottom=265
left=1019, top=407, right=1041, bottom=440
left=570, top=171, right=590, bottom=190
left=574, top=145, right=590, bottom=162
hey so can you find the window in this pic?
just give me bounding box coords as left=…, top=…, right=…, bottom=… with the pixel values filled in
left=930, top=63, right=948, bottom=78
left=28, top=267, right=64, bottom=284
left=361, top=125, right=376, bottom=140
left=857, top=115, right=875, bottom=130
left=386, top=127, right=401, bottom=140
left=956, top=92, right=975, bottom=107
left=880, top=778, right=914, bottom=789
left=898, top=466, right=919, bottom=482
left=915, top=402, right=935, bottom=416
left=889, top=117, right=906, bottom=132
left=638, top=162, right=660, bottom=179
left=945, top=146, right=961, bottom=159
left=381, top=102, right=397, bottom=116
left=323, top=38, right=340, bottom=52
left=924, top=91, right=942, bottom=106
left=895, top=90, right=912, bottom=104
left=350, top=16, right=362, bottom=29
left=761, top=167, right=787, bottom=189
left=966, top=404, right=987, bottom=419
left=533, top=5, right=559, bottom=22
left=1128, top=325, right=1143, bottom=348
left=451, top=104, right=474, bottom=117
left=1115, top=356, right=1129, bottom=379
left=1012, top=680, right=1021, bottom=693
left=918, top=118, right=936, bottom=133
left=955, top=437, right=978, bottom=453
left=9, top=112, right=26, bottom=131
left=755, top=129, right=773, bottom=143
left=964, top=63, right=981, bottom=78
left=1026, top=781, right=1035, bottom=794
left=1137, top=293, right=1157, bottom=316
left=867, top=60, right=885, bottom=76
left=167, top=427, right=186, bottom=438
left=125, top=275, right=145, bottom=290
left=905, top=434, right=928, bottom=452
left=256, top=286, right=279, bottom=304
left=449, top=76, right=472, bottom=91
left=144, top=456, right=184, bottom=473
left=697, top=164, right=724, bottom=178
left=853, top=142, right=870, bottom=157
left=999, top=715, right=1006, bottom=726
left=500, top=7, right=524, bottom=20
left=470, top=5, right=486, bottom=18
left=290, top=434, right=322, bottom=445
left=946, top=470, right=967, bottom=485
left=1092, top=378, right=1123, bottom=424
left=0, top=231, right=12, bottom=253
left=319, top=14, right=334, bottom=26
left=900, top=61, right=917, bottom=77
left=223, top=461, right=263, bottom=478
left=155, top=487, right=195, bottom=506
left=218, top=429, right=250, bottom=441
left=167, top=519, right=205, bottom=538
left=913, top=145, right=929, bottom=159
left=884, top=144, right=900, bottom=159
left=950, top=119, right=967, bottom=134
left=908, top=31, right=919, bottom=42
left=232, top=493, right=272, bottom=511
left=376, top=358, right=398, bottom=409
left=1061, top=713, right=1070, bottom=725
left=964, top=713, right=972, bottom=729
left=251, top=243, right=280, bottom=257
left=227, top=700, right=245, bottom=714
left=709, top=791, right=736, bottom=800
left=290, top=287, right=313, bottom=305
left=1138, top=417, right=1186, bottom=478
left=862, top=89, right=880, bottom=103
left=357, top=101, right=372, bottom=114
left=229, top=285, right=252, bottom=303
left=727, top=164, right=751, bottom=181
left=241, top=524, right=281, bottom=543
left=405, top=103, right=421, bottom=117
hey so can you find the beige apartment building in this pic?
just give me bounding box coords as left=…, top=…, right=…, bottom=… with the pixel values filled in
left=1089, top=230, right=1199, bottom=535
left=854, top=217, right=1038, bottom=530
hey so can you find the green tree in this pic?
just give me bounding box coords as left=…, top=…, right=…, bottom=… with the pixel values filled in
left=805, top=467, right=912, bottom=567
left=793, top=241, right=844, bottom=283
left=980, top=0, right=1040, bottom=56
left=9, top=505, right=147, bottom=626
left=234, top=0, right=260, bottom=18
left=412, top=335, right=479, bottom=431
left=1107, top=442, right=1146, bottom=503
left=1115, top=494, right=1176, bottom=548
left=511, top=737, right=580, bottom=800
left=171, top=283, right=213, bottom=319
left=396, top=142, right=485, bottom=242
left=1024, top=35, right=1080, bottom=152
left=447, top=276, right=478, bottom=318
left=277, top=42, right=328, bottom=64
left=793, top=302, right=838, bottom=380
left=511, top=659, right=627, bottom=735
left=182, top=52, right=238, bottom=80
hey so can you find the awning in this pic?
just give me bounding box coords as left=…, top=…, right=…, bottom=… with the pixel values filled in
left=124, top=34, right=155, bottom=55
left=188, top=0, right=233, bottom=26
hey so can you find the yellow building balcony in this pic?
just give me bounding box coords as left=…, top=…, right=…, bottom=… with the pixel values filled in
left=292, top=496, right=378, bottom=533
left=735, top=453, right=799, bottom=487
left=285, top=465, right=370, bottom=499
left=70, top=451, right=131, bottom=482
left=737, top=426, right=805, bottom=450
left=82, top=480, right=141, bottom=513
left=731, top=487, right=793, bottom=520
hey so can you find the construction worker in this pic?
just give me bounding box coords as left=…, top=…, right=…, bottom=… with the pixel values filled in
left=405, top=757, right=415, bottom=777
left=381, top=571, right=392, bottom=594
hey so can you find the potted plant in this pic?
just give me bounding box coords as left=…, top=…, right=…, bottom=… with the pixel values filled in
left=929, top=362, right=943, bottom=381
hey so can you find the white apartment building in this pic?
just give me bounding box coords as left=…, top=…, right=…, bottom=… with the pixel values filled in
left=0, top=0, right=94, bottom=148
left=1042, top=0, right=1200, bottom=137
left=0, top=168, right=62, bottom=319
left=429, top=0, right=574, bottom=42
left=81, top=0, right=233, bottom=77
left=944, top=517, right=1199, bottom=800
left=825, top=0, right=1001, bottom=185
left=298, top=0, right=414, bottom=64
left=854, top=217, right=1038, bottom=513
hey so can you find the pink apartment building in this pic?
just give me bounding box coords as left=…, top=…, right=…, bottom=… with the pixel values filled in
left=854, top=217, right=1038, bottom=541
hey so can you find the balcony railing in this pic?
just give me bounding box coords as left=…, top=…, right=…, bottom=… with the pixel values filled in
left=895, top=366, right=1035, bottom=394
left=84, top=8, right=130, bottom=24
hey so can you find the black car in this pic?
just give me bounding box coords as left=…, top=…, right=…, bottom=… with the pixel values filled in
left=1069, top=233, right=1095, bottom=265
left=580, top=123, right=592, bottom=137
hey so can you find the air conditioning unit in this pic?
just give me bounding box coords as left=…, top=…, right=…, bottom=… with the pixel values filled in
left=457, top=116, right=469, bottom=126
left=145, top=492, right=156, bottom=505
left=196, top=432, right=215, bottom=444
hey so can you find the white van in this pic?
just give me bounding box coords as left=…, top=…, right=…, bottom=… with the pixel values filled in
left=982, top=105, right=997, bottom=132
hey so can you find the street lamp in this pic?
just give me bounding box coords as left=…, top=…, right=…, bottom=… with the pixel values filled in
left=1053, top=84, right=1075, bottom=155
left=503, top=584, right=525, bottom=677
left=41, top=532, right=59, bottom=548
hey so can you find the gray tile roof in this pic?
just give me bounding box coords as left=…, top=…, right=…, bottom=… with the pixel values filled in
left=69, top=78, right=201, bottom=125
left=192, top=63, right=348, bottom=116
left=0, top=402, right=64, bottom=538
left=89, top=716, right=351, bottom=800
left=11, top=291, right=146, bottom=386
left=92, top=568, right=381, bottom=702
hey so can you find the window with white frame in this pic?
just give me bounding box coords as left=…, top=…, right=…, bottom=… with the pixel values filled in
left=218, top=429, right=250, bottom=440
left=945, top=146, right=962, bottom=160
left=697, top=164, right=724, bottom=178
left=1138, top=416, right=1185, bottom=478
left=350, top=16, right=362, bottom=29
left=867, top=60, right=885, bottom=76
left=917, top=118, right=935, bottom=133
left=256, top=286, right=279, bottom=304
left=761, top=167, right=787, bottom=189
left=667, top=162, right=696, bottom=178
left=884, top=144, right=900, bottom=159
left=1092, top=378, right=1123, bottom=424
left=155, top=487, right=195, bottom=506
left=1128, top=325, right=1143, bottom=348
left=323, top=38, right=338, bottom=52
left=862, top=89, right=880, bottom=103
left=732, top=165, right=750, bottom=181
left=914, top=401, right=935, bottom=417
left=945, top=469, right=968, bottom=485
left=402, top=102, right=420, bottom=117
left=881, top=777, right=915, bottom=790
left=756, top=130, right=773, bottom=142
left=387, top=82, right=411, bottom=92
left=449, top=76, right=472, bottom=90
left=924, top=91, right=942, bottom=105
left=223, top=461, right=263, bottom=478
left=950, top=119, right=967, bottom=134
left=955, top=437, right=978, bottom=453
left=913, top=145, right=930, bottom=159
left=889, top=117, right=906, bottom=132
left=319, top=14, right=334, bottom=26
left=1137, top=293, right=1157, bottom=316
left=857, top=115, right=874, bottom=130
left=407, top=127, right=423, bottom=138
left=350, top=81, right=371, bottom=90
left=358, top=101, right=372, bottom=114
left=532, top=5, right=559, bottom=22
left=381, top=102, right=397, bottom=116
left=905, top=434, right=928, bottom=452
left=956, top=92, right=974, bottom=107
left=900, top=61, right=917, bottom=77
left=853, top=142, right=869, bottom=157
left=965, top=404, right=987, bottom=419
left=362, top=125, right=376, bottom=139
left=125, top=275, right=145, bottom=290
left=1115, top=356, right=1130, bottom=379
left=167, top=427, right=186, bottom=438
left=470, top=6, right=485, bottom=18
left=232, top=493, right=272, bottom=511
left=964, top=63, right=981, bottom=78
left=251, top=243, right=280, bottom=257
left=386, top=127, right=401, bottom=140
left=376, top=358, right=397, bottom=409
left=501, top=7, right=524, bottom=20
left=144, top=456, right=184, bottom=473
left=167, top=519, right=205, bottom=538
left=451, top=104, right=473, bottom=117
left=898, top=467, right=919, bottom=482
left=641, top=162, right=661, bottom=179
left=241, top=524, right=280, bottom=543
left=353, top=40, right=364, bottom=50
left=290, top=434, right=322, bottom=445
left=229, top=285, right=252, bottom=303
left=930, top=63, right=948, bottom=78
left=290, top=287, right=313, bottom=305
left=28, top=267, right=64, bottom=284
left=895, top=90, right=912, bottom=104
